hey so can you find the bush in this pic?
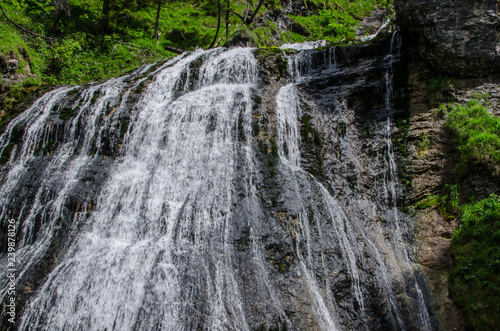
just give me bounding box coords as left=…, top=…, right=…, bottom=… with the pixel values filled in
left=446, top=99, right=500, bottom=172
left=449, top=194, right=500, bottom=330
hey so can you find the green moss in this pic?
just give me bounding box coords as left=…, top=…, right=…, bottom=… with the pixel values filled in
left=400, top=177, right=413, bottom=191
left=300, top=114, right=313, bottom=137
left=392, top=117, right=410, bottom=157
left=267, top=139, right=279, bottom=168
left=275, top=55, right=287, bottom=77
left=300, top=113, right=322, bottom=147
left=59, top=106, right=77, bottom=121
left=287, top=0, right=391, bottom=43
left=120, top=119, right=130, bottom=136
left=415, top=195, right=439, bottom=210
left=43, top=140, right=59, bottom=154
left=270, top=138, right=278, bottom=158
left=90, top=92, right=100, bottom=105
left=254, top=47, right=289, bottom=80
left=252, top=94, right=262, bottom=111
left=428, top=75, right=455, bottom=106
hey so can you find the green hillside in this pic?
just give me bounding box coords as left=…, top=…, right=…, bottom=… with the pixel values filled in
left=0, top=0, right=390, bottom=85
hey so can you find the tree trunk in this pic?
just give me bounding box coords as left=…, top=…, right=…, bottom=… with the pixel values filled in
left=102, top=0, right=110, bottom=32
left=153, top=0, right=162, bottom=40
left=225, top=0, right=230, bottom=40
left=243, top=1, right=249, bottom=23
left=245, top=0, right=265, bottom=25
left=209, top=0, right=221, bottom=49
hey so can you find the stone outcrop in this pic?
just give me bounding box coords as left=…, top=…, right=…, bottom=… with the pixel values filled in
left=395, top=0, right=500, bottom=77
left=398, top=58, right=500, bottom=331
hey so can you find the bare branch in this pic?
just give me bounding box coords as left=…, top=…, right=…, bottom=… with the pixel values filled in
left=0, top=3, right=54, bottom=41
left=245, top=0, right=265, bottom=25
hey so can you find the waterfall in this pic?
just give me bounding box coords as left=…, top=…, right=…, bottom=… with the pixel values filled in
left=1, top=39, right=436, bottom=330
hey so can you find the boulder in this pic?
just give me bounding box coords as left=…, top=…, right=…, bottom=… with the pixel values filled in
left=224, top=28, right=257, bottom=48
left=395, top=0, right=500, bottom=77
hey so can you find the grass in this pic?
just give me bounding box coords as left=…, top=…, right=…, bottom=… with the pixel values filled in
left=288, top=0, right=392, bottom=43
left=414, top=184, right=459, bottom=220
left=1, top=0, right=393, bottom=86
left=0, top=0, right=393, bottom=128
left=417, top=96, right=500, bottom=330
left=417, top=133, right=430, bottom=154
left=445, top=99, right=500, bottom=172
left=428, top=75, right=454, bottom=107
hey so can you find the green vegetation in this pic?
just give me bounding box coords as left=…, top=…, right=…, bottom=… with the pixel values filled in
left=449, top=194, right=500, bottom=330
left=417, top=132, right=430, bottom=154
left=0, top=0, right=392, bottom=121
left=428, top=75, right=454, bottom=107
left=0, top=0, right=392, bottom=83
left=0, top=142, right=15, bottom=164
left=414, top=184, right=459, bottom=220
left=288, top=0, right=392, bottom=43
left=419, top=96, right=500, bottom=330
left=445, top=98, right=500, bottom=173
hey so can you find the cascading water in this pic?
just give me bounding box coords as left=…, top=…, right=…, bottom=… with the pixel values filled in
left=1, top=36, right=437, bottom=330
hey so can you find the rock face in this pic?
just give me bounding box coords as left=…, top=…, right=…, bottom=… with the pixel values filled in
left=395, top=0, right=500, bottom=77
left=396, top=51, right=500, bottom=330
left=0, top=38, right=440, bottom=330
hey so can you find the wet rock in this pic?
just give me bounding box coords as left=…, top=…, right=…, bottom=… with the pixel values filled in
left=396, top=49, right=500, bottom=330
left=1, top=41, right=444, bottom=330
left=395, top=0, right=500, bottom=77
left=356, top=8, right=387, bottom=38
left=415, top=209, right=465, bottom=331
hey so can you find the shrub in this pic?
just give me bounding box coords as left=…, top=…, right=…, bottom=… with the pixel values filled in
left=446, top=99, right=500, bottom=172
left=417, top=133, right=430, bottom=154
left=449, top=194, right=500, bottom=330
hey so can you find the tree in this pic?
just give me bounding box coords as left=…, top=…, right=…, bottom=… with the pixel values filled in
left=244, top=0, right=264, bottom=25
left=225, top=0, right=230, bottom=40
left=0, top=3, right=53, bottom=41
left=229, top=0, right=267, bottom=26
left=101, top=0, right=111, bottom=33
left=153, top=0, right=163, bottom=40
left=208, top=0, right=221, bottom=48
left=52, top=0, right=70, bottom=32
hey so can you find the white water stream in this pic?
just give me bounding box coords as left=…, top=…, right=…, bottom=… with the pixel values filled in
left=0, top=41, right=434, bottom=330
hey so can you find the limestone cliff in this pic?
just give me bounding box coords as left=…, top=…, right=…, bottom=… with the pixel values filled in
left=394, top=1, right=500, bottom=330
left=395, top=0, right=500, bottom=77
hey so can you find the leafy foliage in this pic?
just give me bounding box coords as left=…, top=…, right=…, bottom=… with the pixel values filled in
left=425, top=96, right=500, bottom=330
left=446, top=99, right=500, bottom=172
left=289, top=0, right=392, bottom=42
left=1, top=0, right=392, bottom=86
left=449, top=194, right=500, bottom=331
left=414, top=184, right=460, bottom=220
left=417, top=133, right=430, bottom=154
left=0, top=0, right=392, bottom=118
